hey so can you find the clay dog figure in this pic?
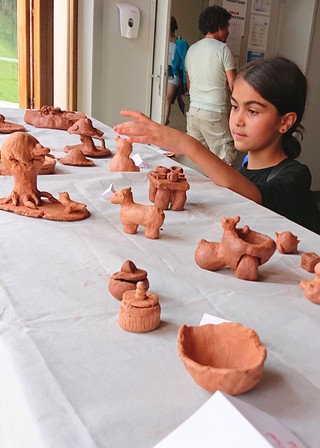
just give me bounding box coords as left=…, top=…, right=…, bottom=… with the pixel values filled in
left=109, top=187, right=165, bottom=239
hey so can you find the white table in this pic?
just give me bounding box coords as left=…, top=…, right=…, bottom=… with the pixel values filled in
left=0, top=108, right=319, bottom=448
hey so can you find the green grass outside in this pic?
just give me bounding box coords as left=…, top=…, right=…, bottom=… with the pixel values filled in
left=0, top=8, right=18, bottom=103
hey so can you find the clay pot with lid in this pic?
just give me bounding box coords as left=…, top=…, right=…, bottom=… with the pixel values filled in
left=109, top=260, right=149, bottom=300
left=177, top=323, right=266, bottom=395
left=119, top=281, right=160, bottom=333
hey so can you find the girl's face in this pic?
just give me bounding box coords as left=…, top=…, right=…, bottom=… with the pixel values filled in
left=229, top=77, right=285, bottom=154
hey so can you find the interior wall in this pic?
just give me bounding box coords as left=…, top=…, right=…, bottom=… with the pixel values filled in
left=170, top=0, right=209, bottom=45
left=78, top=0, right=155, bottom=127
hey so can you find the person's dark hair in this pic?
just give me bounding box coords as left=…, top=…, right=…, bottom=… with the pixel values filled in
left=170, top=16, right=178, bottom=35
left=236, top=57, right=307, bottom=158
left=199, top=6, right=231, bottom=35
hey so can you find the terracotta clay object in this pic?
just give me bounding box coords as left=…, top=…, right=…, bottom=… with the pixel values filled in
left=0, top=114, right=26, bottom=133
left=0, top=132, right=90, bottom=221
left=0, top=151, right=56, bottom=175
left=24, top=106, right=86, bottom=130
left=64, top=117, right=111, bottom=158
left=194, top=216, right=276, bottom=281
left=109, top=260, right=149, bottom=300
left=177, top=323, right=267, bottom=395
left=109, top=135, right=140, bottom=172
left=148, top=165, right=190, bottom=211
left=301, top=252, right=320, bottom=273
left=109, top=187, right=165, bottom=239
left=300, top=262, right=320, bottom=304
left=58, top=148, right=94, bottom=166
left=275, top=231, right=300, bottom=254
left=119, top=281, right=161, bottom=332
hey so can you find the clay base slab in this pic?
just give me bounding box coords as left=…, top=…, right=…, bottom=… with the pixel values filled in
left=0, top=200, right=90, bottom=221
left=65, top=144, right=111, bottom=158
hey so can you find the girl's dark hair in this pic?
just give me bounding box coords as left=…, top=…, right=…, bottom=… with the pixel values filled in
left=237, top=56, right=307, bottom=159
left=170, top=16, right=178, bottom=34
left=199, top=6, right=231, bottom=35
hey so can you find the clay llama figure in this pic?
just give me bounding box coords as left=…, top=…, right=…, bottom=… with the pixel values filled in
left=109, top=187, right=165, bottom=239
left=109, top=135, right=140, bottom=172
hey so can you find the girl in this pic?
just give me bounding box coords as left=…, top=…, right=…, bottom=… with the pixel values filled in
left=114, top=57, right=320, bottom=234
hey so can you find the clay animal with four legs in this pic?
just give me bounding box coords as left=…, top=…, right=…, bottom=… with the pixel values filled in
left=109, top=187, right=165, bottom=239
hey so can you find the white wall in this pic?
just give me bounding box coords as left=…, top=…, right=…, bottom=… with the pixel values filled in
left=78, top=0, right=155, bottom=127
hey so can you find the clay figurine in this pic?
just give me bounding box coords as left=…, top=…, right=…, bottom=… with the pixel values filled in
left=119, top=281, right=161, bottom=333
left=194, top=216, right=276, bottom=281
left=177, top=322, right=267, bottom=395
left=64, top=117, right=111, bottom=157
left=275, top=231, right=300, bottom=254
left=300, top=262, right=320, bottom=304
left=109, top=187, right=165, bottom=239
left=301, top=252, right=320, bottom=273
left=148, top=165, right=190, bottom=211
left=58, top=148, right=94, bottom=166
left=0, top=114, right=26, bottom=133
left=24, top=105, right=86, bottom=130
left=109, top=135, right=140, bottom=172
left=0, top=132, right=90, bottom=221
left=0, top=151, right=56, bottom=175
left=109, top=260, right=149, bottom=300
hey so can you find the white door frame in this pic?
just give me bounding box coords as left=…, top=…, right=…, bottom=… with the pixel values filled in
left=149, top=0, right=171, bottom=124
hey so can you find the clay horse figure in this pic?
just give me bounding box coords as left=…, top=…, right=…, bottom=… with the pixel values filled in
left=109, top=187, right=165, bottom=239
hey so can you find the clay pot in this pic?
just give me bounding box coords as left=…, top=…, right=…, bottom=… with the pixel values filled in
left=109, top=260, right=149, bottom=300
left=177, top=323, right=267, bottom=395
left=119, top=281, right=160, bottom=333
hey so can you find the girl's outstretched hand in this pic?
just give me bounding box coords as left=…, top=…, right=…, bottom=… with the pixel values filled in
left=113, top=110, right=188, bottom=155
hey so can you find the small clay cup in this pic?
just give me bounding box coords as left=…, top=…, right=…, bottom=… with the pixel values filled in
left=177, top=322, right=266, bottom=395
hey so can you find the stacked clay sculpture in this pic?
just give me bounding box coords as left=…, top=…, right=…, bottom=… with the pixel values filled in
left=119, top=281, right=161, bottom=333
left=275, top=231, right=300, bottom=254
left=65, top=117, right=111, bottom=157
left=148, top=165, right=190, bottom=211
left=109, top=187, right=165, bottom=239
left=177, top=323, right=267, bottom=395
left=0, top=132, right=90, bottom=221
left=109, top=260, right=149, bottom=300
left=109, top=135, right=140, bottom=172
left=24, top=105, right=86, bottom=130
left=300, top=262, right=320, bottom=304
left=195, top=216, right=276, bottom=281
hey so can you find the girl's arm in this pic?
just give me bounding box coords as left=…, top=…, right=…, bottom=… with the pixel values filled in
left=114, top=110, right=262, bottom=204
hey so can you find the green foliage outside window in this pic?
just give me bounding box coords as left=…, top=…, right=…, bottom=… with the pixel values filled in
left=0, top=0, right=18, bottom=103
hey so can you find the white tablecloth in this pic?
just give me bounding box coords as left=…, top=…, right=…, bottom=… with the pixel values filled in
left=0, top=108, right=319, bottom=448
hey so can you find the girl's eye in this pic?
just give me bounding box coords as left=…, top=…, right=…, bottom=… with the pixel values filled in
left=249, top=109, right=258, bottom=115
left=231, top=103, right=238, bottom=110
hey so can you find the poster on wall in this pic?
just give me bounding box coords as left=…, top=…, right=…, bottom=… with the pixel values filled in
left=247, top=14, right=269, bottom=52
left=251, top=0, right=272, bottom=15
left=247, top=50, right=265, bottom=62
left=222, top=0, right=247, bottom=56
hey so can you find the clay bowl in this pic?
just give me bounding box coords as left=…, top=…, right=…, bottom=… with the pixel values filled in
left=177, top=322, right=266, bottom=395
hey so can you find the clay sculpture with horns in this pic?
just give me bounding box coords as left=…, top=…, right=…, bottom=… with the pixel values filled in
left=195, top=216, right=276, bottom=281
